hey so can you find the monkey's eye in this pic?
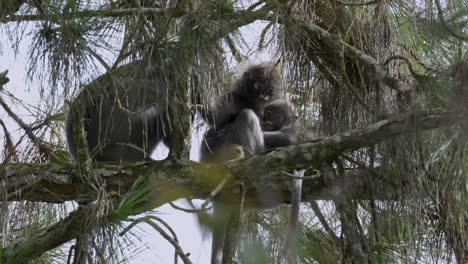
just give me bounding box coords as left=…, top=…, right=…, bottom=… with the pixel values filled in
left=276, top=114, right=285, bottom=124
left=262, top=84, right=274, bottom=96
left=254, top=82, right=264, bottom=91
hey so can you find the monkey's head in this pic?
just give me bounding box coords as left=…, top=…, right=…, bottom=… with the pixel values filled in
left=262, top=100, right=296, bottom=131
left=236, top=63, right=282, bottom=106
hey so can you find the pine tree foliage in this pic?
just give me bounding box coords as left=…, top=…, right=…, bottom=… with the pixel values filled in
left=0, top=0, right=467, bottom=263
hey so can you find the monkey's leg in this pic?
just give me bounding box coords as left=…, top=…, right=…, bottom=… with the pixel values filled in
left=210, top=110, right=264, bottom=264
left=263, top=130, right=294, bottom=149
left=211, top=201, right=241, bottom=264
left=203, top=109, right=264, bottom=264
left=204, top=145, right=245, bottom=264
left=225, top=109, right=264, bottom=154
left=219, top=109, right=263, bottom=263
left=211, top=201, right=228, bottom=264
left=285, top=169, right=304, bottom=263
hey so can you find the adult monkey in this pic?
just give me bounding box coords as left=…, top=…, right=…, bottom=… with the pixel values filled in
left=200, top=62, right=283, bottom=264
left=262, top=100, right=315, bottom=262
left=66, top=59, right=172, bottom=161
left=201, top=62, right=283, bottom=128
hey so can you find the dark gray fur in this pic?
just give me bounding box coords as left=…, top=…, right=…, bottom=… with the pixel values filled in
left=201, top=109, right=264, bottom=161
left=202, top=63, right=282, bottom=127
left=66, top=60, right=171, bottom=161
left=262, top=100, right=299, bottom=148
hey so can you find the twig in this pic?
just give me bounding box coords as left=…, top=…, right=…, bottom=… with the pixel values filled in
left=200, top=173, right=233, bottom=209
left=247, top=0, right=267, bottom=11
left=384, top=55, right=420, bottom=77
left=149, top=216, right=183, bottom=264
left=0, top=70, right=9, bottom=86
left=341, top=155, right=368, bottom=169
left=0, top=119, right=18, bottom=161
left=309, top=200, right=339, bottom=242
left=169, top=201, right=210, bottom=213
left=0, top=94, right=44, bottom=151
left=121, top=216, right=192, bottom=264
left=337, top=0, right=378, bottom=6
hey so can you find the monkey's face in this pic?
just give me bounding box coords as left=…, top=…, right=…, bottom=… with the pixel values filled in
left=262, top=101, right=295, bottom=131
left=241, top=64, right=281, bottom=105
left=256, top=71, right=280, bottom=98
left=254, top=79, right=275, bottom=103
left=263, top=109, right=287, bottom=131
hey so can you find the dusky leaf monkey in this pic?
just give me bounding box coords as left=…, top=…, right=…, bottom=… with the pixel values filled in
left=199, top=62, right=283, bottom=264
left=201, top=62, right=283, bottom=128
left=66, top=59, right=172, bottom=161
left=262, top=99, right=315, bottom=262
left=263, top=100, right=300, bottom=147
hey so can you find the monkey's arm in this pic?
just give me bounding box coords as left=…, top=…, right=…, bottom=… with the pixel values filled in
left=202, top=93, right=245, bottom=126
left=263, top=130, right=296, bottom=149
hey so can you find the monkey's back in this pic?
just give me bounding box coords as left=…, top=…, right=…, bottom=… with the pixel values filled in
left=66, top=60, right=171, bottom=161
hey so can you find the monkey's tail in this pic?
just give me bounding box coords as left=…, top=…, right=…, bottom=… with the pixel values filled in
left=284, top=169, right=304, bottom=263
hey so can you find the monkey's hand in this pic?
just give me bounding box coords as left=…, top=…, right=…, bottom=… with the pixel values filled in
left=262, top=120, right=274, bottom=131
left=206, top=144, right=245, bottom=164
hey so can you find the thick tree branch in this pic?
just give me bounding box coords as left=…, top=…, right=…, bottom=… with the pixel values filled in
left=298, top=22, right=414, bottom=95
left=3, top=110, right=458, bottom=204
left=3, top=204, right=94, bottom=263
left=0, top=7, right=166, bottom=22
left=0, top=3, right=271, bottom=23
left=0, top=70, right=9, bottom=86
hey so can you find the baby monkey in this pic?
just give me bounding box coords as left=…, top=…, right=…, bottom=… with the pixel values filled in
left=263, top=100, right=299, bottom=147
left=263, top=100, right=316, bottom=147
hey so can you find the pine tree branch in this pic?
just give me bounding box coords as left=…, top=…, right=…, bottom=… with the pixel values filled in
left=3, top=110, right=459, bottom=204
left=2, top=204, right=93, bottom=263
left=298, top=22, right=414, bottom=95
left=0, top=3, right=271, bottom=23
left=0, top=7, right=166, bottom=22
